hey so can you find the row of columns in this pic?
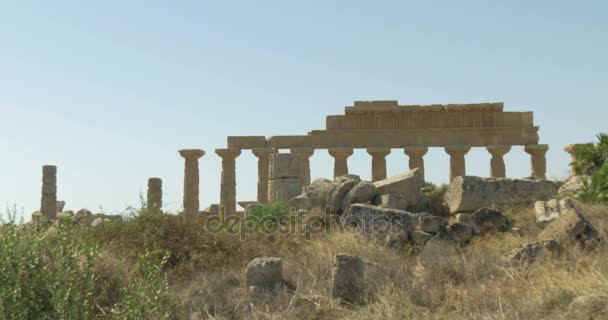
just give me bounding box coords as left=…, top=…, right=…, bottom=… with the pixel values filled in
left=178, top=144, right=549, bottom=216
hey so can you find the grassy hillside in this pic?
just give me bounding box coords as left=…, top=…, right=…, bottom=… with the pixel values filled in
left=1, top=201, right=607, bottom=319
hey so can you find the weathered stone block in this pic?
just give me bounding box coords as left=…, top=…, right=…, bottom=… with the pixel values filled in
left=471, top=208, right=509, bottom=234
left=331, top=254, right=365, bottom=304
left=269, top=153, right=301, bottom=179
left=327, top=177, right=360, bottom=214
left=373, top=168, right=423, bottom=195
left=538, top=206, right=601, bottom=249
left=444, top=176, right=560, bottom=213
left=268, top=178, right=301, bottom=203
left=342, top=181, right=378, bottom=211
left=246, top=257, right=283, bottom=290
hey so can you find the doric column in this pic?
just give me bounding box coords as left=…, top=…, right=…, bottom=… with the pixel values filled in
left=486, top=145, right=511, bottom=178
left=404, top=146, right=428, bottom=179
left=252, top=148, right=275, bottom=204
left=366, top=148, right=391, bottom=182
left=147, top=177, right=163, bottom=211
left=445, top=145, right=471, bottom=183
left=328, top=148, right=354, bottom=178
left=216, top=148, right=241, bottom=217
left=291, top=147, right=315, bottom=187
left=179, top=149, right=205, bottom=215
left=525, top=144, right=549, bottom=180
left=564, top=144, right=589, bottom=176
left=41, top=165, right=57, bottom=220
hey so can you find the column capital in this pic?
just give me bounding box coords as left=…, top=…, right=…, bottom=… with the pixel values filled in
left=486, top=145, right=512, bottom=156
left=564, top=143, right=589, bottom=155
left=328, top=148, right=354, bottom=158
left=290, top=147, right=315, bottom=158
left=366, top=147, right=391, bottom=157
left=252, top=148, right=275, bottom=158
left=445, top=145, right=471, bottom=156
left=215, top=148, right=241, bottom=159
left=179, top=149, right=205, bottom=159
left=525, top=144, right=549, bottom=155
left=404, top=146, right=428, bottom=156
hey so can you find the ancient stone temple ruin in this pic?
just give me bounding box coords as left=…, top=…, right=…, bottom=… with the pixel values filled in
left=199, top=101, right=548, bottom=215
left=200, top=101, right=548, bottom=215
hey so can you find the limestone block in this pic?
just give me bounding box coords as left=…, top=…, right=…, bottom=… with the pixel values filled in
left=508, top=240, right=561, bottom=265
left=558, top=175, right=590, bottom=197
left=373, top=194, right=412, bottom=211
left=343, top=204, right=416, bottom=234
left=416, top=213, right=447, bottom=234
left=203, top=204, right=220, bottom=215
left=269, top=153, right=301, bottom=179
left=246, top=257, right=283, bottom=290
left=327, top=177, right=360, bottom=214
left=534, top=199, right=576, bottom=223
left=331, top=254, right=365, bottom=304
left=444, top=176, right=560, bottom=213
left=342, top=181, right=378, bottom=211
left=538, top=206, right=601, bottom=249
left=471, top=208, right=509, bottom=234
left=268, top=178, right=301, bottom=203
left=373, top=168, right=423, bottom=195
left=56, top=201, right=66, bottom=213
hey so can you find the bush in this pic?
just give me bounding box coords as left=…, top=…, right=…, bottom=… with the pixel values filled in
left=244, top=201, right=296, bottom=229
left=574, top=133, right=608, bottom=204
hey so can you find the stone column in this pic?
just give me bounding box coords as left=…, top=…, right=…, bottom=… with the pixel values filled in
left=445, top=145, right=471, bottom=183
left=525, top=144, right=549, bottom=180
left=252, top=148, right=275, bottom=204
left=486, top=145, right=511, bottom=178
left=564, top=144, right=589, bottom=176
left=179, top=149, right=205, bottom=215
left=216, top=148, right=241, bottom=217
left=147, top=177, right=163, bottom=211
left=41, top=165, right=57, bottom=220
left=366, top=148, right=391, bottom=182
left=291, top=147, right=315, bottom=188
left=328, top=148, right=354, bottom=178
left=404, top=146, right=428, bottom=179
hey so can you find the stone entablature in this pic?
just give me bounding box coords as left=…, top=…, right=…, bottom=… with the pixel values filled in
left=331, top=101, right=532, bottom=130
left=227, top=101, right=539, bottom=149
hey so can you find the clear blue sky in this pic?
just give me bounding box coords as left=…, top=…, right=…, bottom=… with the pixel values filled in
left=1, top=0, right=606, bottom=219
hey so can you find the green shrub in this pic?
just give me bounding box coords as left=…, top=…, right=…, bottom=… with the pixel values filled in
left=244, top=201, right=296, bottom=229
left=574, top=133, right=608, bottom=204
left=111, top=252, right=171, bottom=319
left=0, top=216, right=97, bottom=319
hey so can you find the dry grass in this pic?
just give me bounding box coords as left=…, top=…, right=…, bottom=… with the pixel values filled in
left=144, top=208, right=607, bottom=319
left=11, top=203, right=606, bottom=319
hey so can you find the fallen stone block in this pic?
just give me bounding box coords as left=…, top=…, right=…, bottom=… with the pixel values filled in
left=535, top=198, right=575, bottom=223
left=327, top=176, right=360, bottom=214
left=444, top=176, right=560, bottom=213
left=373, top=193, right=418, bottom=211
left=471, top=208, right=509, bottom=234
left=246, top=257, right=284, bottom=290
left=508, top=240, right=562, bottom=266
left=342, top=181, right=378, bottom=211
left=343, top=204, right=415, bottom=235
left=538, top=205, right=601, bottom=250
left=331, top=254, right=365, bottom=304
left=373, top=168, right=423, bottom=196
